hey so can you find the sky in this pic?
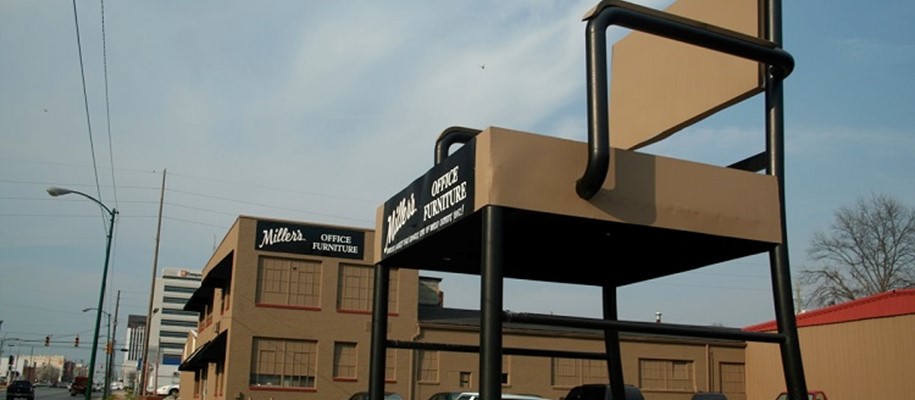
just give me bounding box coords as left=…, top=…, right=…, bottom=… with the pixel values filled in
left=2, top=0, right=914, bottom=367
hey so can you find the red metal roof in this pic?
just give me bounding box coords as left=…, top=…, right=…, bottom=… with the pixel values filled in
left=744, top=288, right=915, bottom=332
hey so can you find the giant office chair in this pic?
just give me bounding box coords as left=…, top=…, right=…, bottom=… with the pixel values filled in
left=369, top=1, right=808, bottom=400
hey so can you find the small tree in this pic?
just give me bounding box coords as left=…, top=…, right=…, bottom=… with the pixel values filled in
left=36, top=364, right=60, bottom=383
left=800, top=193, right=915, bottom=308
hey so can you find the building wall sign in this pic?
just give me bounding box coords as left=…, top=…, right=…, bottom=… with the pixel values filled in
left=381, top=140, right=475, bottom=259
left=256, top=220, right=365, bottom=259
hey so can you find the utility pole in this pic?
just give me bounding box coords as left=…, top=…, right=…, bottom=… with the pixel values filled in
left=106, top=290, right=121, bottom=395
left=27, top=346, right=34, bottom=382
left=140, top=169, right=165, bottom=397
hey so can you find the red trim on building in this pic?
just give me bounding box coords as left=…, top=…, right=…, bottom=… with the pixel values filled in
left=256, top=303, right=322, bottom=312
left=249, top=386, right=317, bottom=392
left=744, top=288, right=915, bottom=332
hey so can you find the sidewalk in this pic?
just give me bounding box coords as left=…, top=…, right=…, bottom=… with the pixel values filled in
left=111, top=390, right=167, bottom=400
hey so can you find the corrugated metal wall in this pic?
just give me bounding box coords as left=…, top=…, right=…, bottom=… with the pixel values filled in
left=746, top=314, right=915, bottom=400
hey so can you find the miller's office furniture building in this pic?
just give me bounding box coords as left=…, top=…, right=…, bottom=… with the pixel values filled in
left=179, top=216, right=749, bottom=400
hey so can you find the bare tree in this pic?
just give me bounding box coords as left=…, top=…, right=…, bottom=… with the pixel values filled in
left=800, top=193, right=915, bottom=308
left=36, top=364, right=60, bottom=384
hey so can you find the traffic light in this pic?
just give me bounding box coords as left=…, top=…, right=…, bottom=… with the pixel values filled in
left=44, top=335, right=50, bottom=346
left=74, top=336, right=80, bottom=347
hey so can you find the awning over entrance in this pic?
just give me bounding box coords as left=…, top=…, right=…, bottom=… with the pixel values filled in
left=178, top=331, right=227, bottom=371
left=185, top=252, right=233, bottom=312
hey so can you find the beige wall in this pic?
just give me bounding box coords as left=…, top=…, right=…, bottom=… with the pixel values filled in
left=746, top=314, right=915, bottom=400
left=413, top=326, right=746, bottom=400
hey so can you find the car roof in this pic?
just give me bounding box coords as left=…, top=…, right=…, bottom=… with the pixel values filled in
left=456, top=392, right=549, bottom=400
left=349, top=391, right=403, bottom=400
left=430, top=392, right=463, bottom=400
left=691, top=393, right=728, bottom=400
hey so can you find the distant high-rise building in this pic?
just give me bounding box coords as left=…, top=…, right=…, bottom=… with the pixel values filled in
left=119, top=314, right=146, bottom=387
left=135, top=267, right=201, bottom=392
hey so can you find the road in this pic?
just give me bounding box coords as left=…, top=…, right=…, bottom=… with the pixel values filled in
left=1, top=387, right=124, bottom=400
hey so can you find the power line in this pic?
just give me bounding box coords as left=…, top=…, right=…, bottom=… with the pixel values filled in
left=100, top=0, right=119, bottom=211
left=166, top=187, right=370, bottom=223
left=167, top=170, right=372, bottom=204
left=69, top=0, right=106, bottom=224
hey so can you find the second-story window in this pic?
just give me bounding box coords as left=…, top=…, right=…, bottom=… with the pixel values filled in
left=256, top=256, right=321, bottom=308
left=337, top=264, right=399, bottom=313
left=337, top=264, right=372, bottom=312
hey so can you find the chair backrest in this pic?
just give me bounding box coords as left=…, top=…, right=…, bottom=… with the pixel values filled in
left=606, top=0, right=765, bottom=151
left=575, top=0, right=793, bottom=199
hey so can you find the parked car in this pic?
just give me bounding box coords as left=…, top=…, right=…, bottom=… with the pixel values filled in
left=346, top=392, right=404, bottom=400
left=428, top=392, right=463, bottom=400
left=562, top=384, right=645, bottom=400
left=110, top=381, right=125, bottom=391
left=775, top=391, right=828, bottom=400
left=69, top=377, right=88, bottom=397
left=691, top=393, right=728, bottom=400
left=6, top=380, right=35, bottom=400
left=455, top=393, right=550, bottom=400
left=156, top=383, right=180, bottom=397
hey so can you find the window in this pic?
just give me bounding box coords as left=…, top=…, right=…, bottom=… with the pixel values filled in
left=161, top=308, right=198, bottom=316
left=164, top=285, right=197, bottom=294
left=215, top=362, right=224, bottom=396
left=333, top=342, right=358, bottom=380
left=337, top=265, right=399, bottom=313
left=548, top=358, right=608, bottom=388
left=581, top=359, right=608, bottom=383
left=501, top=356, right=510, bottom=386
left=198, top=366, right=208, bottom=398
left=388, top=268, right=400, bottom=313
left=160, top=342, right=187, bottom=350
left=719, top=362, right=745, bottom=394
left=205, top=301, right=214, bottom=321
left=385, top=349, right=397, bottom=382
left=161, top=319, right=198, bottom=328
left=639, top=359, right=694, bottom=391
left=162, top=354, right=183, bottom=365
left=221, top=283, right=231, bottom=312
left=551, top=358, right=578, bottom=388
left=163, top=296, right=189, bottom=304
left=194, top=370, right=201, bottom=399
left=250, top=337, right=317, bottom=389
left=338, top=264, right=372, bottom=311
left=459, top=371, right=472, bottom=388
left=256, top=257, right=321, bottom=308
left=417, top=350, right=439, bottom=383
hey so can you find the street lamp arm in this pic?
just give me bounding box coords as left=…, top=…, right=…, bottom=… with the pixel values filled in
left=82, top=308, right=111, bottom=316
left=46, top=187, right=116, bottom=216
left=47, top=185, right=117, bottom=400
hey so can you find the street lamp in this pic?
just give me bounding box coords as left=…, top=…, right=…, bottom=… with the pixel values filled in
left=83, top=308, right=112, bottom=400
left=48, top=187, right=117, bottom=400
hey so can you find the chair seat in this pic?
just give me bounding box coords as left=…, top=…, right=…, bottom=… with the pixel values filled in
left=376, top=126, right=781, bottom=287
